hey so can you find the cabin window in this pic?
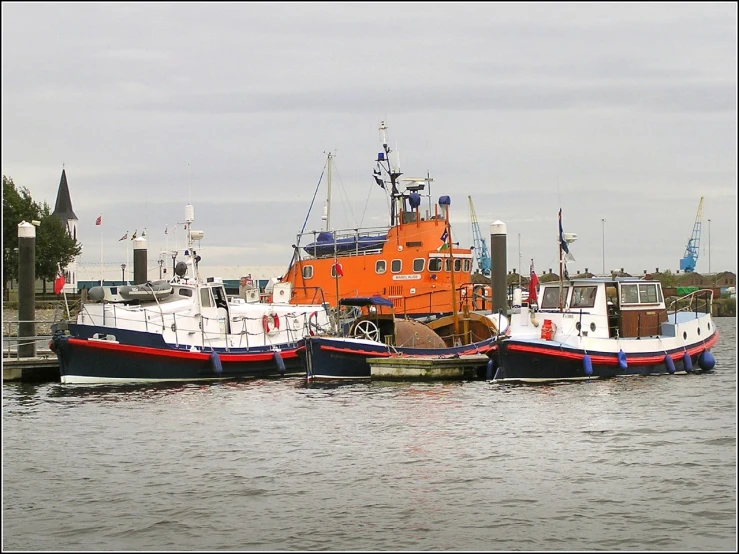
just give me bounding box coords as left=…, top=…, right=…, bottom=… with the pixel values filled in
left=444, top=258, right=451, bottom=272
left=540, top=286, right=569, bottom=309
left=413, top=258, right=425, bottom=272
left=620, top=284, right=639, bottom=305
left=429, top=258, right=442, bottom=272
left=200, top=288, right=213, bottom=307
left=454, top=259, right=462, bottom=272
left=376, top=260, right=386, bottom=274
left=302, top=265, right=313, bottom=279
left=391, top=260, right=402, bottom=273
left=657, top=285, right=663, bottom=303
left=638, top=283, right=659, bottom=304
left=571, top=286, right=597, bottom=309
left=464, top=259, right=471, bottom=272
left=178, top=288, right=193, bottom=297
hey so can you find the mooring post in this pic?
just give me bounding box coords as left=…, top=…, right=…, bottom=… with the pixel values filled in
left=490, top=220, right=507, bottom=316
left=17, top=221, right=36, bottom=358
left=133, top=236, right=148, bottom=284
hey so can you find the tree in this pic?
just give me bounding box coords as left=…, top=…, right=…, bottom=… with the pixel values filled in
left=2, top=175, right=81, bottom=293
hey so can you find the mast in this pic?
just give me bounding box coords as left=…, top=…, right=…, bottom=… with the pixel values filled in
left=558, top=208, right=563, bottom=312
left=378, top=121, right=402, bottom=226
left=323, top=152, right=333, bottom=232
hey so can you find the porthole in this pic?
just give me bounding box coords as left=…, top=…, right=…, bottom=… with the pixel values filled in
left=697, top=327, right=701, bottom=336
left=707, top=322, right=711, bottom=330
left=590, top=322, right=596, bottom=332
left=575, top=322, right=581, bottom=331
left=683, top=331, right=687, bottom=340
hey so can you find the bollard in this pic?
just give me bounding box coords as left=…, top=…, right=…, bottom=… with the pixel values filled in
left=17, top=221, right=36, bottom=358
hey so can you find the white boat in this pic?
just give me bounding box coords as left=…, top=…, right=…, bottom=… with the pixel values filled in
left=50, top=204, right=332, bottom=384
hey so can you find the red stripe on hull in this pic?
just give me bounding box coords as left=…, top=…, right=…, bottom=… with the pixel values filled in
left=505, top=331, right=719, bottom=366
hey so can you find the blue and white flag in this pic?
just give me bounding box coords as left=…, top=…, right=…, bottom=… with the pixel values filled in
left=559, top=210, right=575, bottom=262
left=440, top=229, right=449, bottom=243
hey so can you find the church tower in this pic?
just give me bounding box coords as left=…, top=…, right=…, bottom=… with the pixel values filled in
left=51, top=168, right=79, bottom=293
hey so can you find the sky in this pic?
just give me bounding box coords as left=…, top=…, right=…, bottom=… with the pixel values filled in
left=2, top=2, right=737, bottom=280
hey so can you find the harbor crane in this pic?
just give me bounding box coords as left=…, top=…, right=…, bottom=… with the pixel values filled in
left=679, top=196, right=704, bottom=273
left=468, top=195, right=491, bottom=276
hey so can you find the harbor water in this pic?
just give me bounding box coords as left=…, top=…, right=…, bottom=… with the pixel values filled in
left=2, top=318, right=736, bottom=551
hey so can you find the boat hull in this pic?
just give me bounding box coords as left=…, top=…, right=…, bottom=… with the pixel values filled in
left=51, top=328, right=305, bottom=384
left=305, top=335, right=496, bottom=381
left=491, top=331, right=719, bottom=382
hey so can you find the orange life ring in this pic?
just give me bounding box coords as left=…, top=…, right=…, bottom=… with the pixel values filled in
left=262, top=312, right=280, bottom=335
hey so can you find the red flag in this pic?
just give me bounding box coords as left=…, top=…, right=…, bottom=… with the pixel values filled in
left=333, top=260, right=344, bottom=277
left=529, top=261, right=539, bottom=306
left=95, top=215, right=102, bottom=226
left=54, top=271, right=66, bottom=294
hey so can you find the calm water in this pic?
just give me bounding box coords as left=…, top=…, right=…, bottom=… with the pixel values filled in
left=2, top=318, right=736, bottom=552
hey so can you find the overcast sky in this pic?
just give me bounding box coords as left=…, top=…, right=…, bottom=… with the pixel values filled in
left=2, top=2, right=737, bottom=279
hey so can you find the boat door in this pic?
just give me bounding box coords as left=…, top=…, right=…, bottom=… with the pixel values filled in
left=198, top=284, right=231, bottom=337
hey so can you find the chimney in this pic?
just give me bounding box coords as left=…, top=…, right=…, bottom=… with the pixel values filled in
left=585, top=267, right=588, bottom=273
left=644, top=270, right=647, bottom=274
left=620, top=268, right=624, bottom=273
left=656, top=267, right=659, bottom=273
left=549, top=268, right=552, bottom=274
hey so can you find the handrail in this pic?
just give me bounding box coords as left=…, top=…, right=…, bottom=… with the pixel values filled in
left=668, top=288, right=714, bottom=314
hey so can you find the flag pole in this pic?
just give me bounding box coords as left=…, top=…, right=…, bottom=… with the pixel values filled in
left=99, top=214, right=103, bottom=285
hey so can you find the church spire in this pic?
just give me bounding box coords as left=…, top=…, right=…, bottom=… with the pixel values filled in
left=52, top=168, right=78, bottom=221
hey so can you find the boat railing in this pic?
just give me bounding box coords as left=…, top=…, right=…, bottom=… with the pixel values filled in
left=299, top=226, right=390, bottom=259
left=668, top=288, right=714, bottom=317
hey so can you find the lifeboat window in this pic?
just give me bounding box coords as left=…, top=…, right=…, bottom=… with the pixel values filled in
left=429, top=258, right=442, bottom=272
left=200, top=288, right=214, bottom=307
left=464, top=259, right=471, bottom=272
left=413, top=258, right=425, bottom=272
left=638, top=283, right=659, bottom=304
left=376, top=260, right=386, bottom=274
left=302, top=265, right=313, bottom=279
left=620, top=284, right=639, bottom=305
left=391, top=259, right=402, bottom=273
left=454, top=259, right=462, bottom=272
left=540, top=286, right=569, bottom=310
left=571, top=285, right=597, bottom=309
left=444, top=258, right=451, bottom=272
left=178, top=288, right=193, bottom=297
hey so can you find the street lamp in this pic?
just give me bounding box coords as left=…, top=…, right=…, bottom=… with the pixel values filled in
left=121, top=263, right=126, bottom=283
left=601, top=218, right=606, bottom=276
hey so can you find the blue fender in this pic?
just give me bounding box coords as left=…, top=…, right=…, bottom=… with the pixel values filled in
left=698, top=349, right=716, bottom=371
left=583, top=354, right=593, bottom=376
left=210, top=351, right=223, bottom=375
left=486, top=359, right=494, bottom=380
left=618, top=349, right=628, bottom=370
left=273, top=350, right=286, bottom=375
left=682, top=351, right=693, bottom=371
left=664, top=354, right=675, bottom=374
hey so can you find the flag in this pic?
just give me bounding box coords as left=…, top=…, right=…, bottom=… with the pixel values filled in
left=559, top=209, right=575, bottom=262
left=119, top=232, right=128, bottom=241
left=437, top=228, right=449, bottom=251
left=332, top=260, right=344, bottom=277
left=528, top=260, right=539, bottom=306
left=131, top=229, right=137, bottom=240
left=373, top=168, right=385, bottom=189
left=54, top=269, right=66, bottom=295
left=95, top=215, right=102, bottom=226
left=436, top=242, right=450, bottom=252
left=440, top=229, right=449, bottom=243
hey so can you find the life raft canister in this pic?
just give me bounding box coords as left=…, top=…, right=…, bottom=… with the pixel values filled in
left=262, top=312, right=280, bottom=335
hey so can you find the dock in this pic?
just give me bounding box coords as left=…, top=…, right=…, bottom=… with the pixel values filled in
left=369, top=353, right=490, bottom=380
left=3, top=351, right=60, bottom=383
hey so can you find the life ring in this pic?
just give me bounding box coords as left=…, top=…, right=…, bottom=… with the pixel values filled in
left=308, top=310, right=320, bottom=336
left=262, top=311, right=280, bottom=336
left=472, top=284, right=484, bottom=310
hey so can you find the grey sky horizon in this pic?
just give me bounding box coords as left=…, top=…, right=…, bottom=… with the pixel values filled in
left=2, top=2, right=737, bottom=279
